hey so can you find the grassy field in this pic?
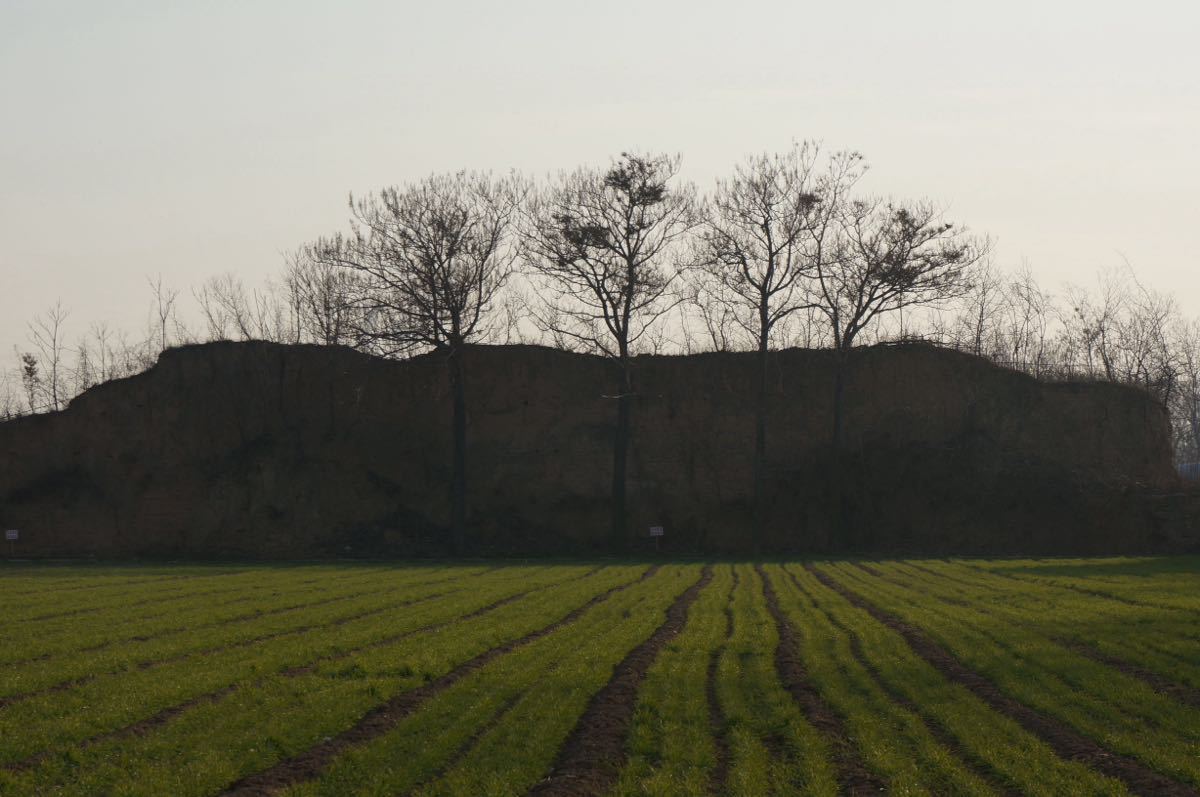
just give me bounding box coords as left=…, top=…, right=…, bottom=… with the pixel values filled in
left=1, top=558, right=1198, bottom=796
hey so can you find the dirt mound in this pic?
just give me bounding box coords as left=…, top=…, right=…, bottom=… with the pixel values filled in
left=0, top=340, right=1191, bottom=557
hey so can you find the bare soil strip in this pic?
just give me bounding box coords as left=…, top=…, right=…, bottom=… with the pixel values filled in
left=756, top=565, right=885, bottom=796
left=706, top=568, right=737, bottom=796
left=808, top=564, right=1200, bottom=797
left=785, top=569, right=1017, bottom=795
left=529, top=566, right=713, bottom=797
left=1056, top=639, right=1200, bottom=709
left=218, top=567, right=660, bottom=797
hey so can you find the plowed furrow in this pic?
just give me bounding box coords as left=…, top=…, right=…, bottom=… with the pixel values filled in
left=757, top=565, right=885, bottom=796
left=784, top=569, right=1017, bottom=794
left=810, top=565, right=1199, bottom=797
left=1056, top=640, right=1200, bottom=710
left=218, top=567, right=659, bottom=796
left=530, top=566, right=712, bottom=797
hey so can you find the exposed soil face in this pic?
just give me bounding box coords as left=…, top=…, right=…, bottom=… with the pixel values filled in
left=1, top=340, right=1187, bottom=558
left=756, top=565, right=886, bottom=796
left=530, top=566, right=713, bottom=797
left=219, top=566, right=660, bottom=796
left=808, top=565, right=1200, bottom=797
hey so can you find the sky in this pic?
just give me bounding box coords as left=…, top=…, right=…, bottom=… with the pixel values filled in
left=1, top=0, right=1198, bottom=358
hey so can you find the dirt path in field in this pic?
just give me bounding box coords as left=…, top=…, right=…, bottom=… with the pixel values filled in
left=808, top=564, right=1200, bottom=797
left=756, top=565, right=885, bottom=796
left=528, top=566, right=713, bottom=797
left=706, top=567, right=736, bottom=796
left=217, top=566, right=659, bottom=797
left=783, top=568, right=1019, bottom=796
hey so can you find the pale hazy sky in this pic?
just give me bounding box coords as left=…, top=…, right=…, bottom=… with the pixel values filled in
left=2, top=0, right=1197, bottom=358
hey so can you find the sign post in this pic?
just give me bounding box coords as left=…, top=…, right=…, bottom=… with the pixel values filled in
left=649, top=525, right=664, bottom=553
left=5, top=529, right=17, bottom=557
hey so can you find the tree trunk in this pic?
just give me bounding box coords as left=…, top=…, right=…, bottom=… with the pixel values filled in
left=832, top=348, right=847, bottom=452
left=831, top=347, right=849, bottom=549
left=752, top=340, right=768, bottom=555
left=448, top=345, right=468, bottom=555
left=611, top=358, right=632, bottom=550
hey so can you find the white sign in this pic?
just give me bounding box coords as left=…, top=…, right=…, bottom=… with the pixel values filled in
left=649, top=526, right=664, bottom=537
left=5, top=530, right=17, bottom=541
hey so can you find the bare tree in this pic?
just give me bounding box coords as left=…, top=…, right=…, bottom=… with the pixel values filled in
left=685, top=279, right=746, bottom=352
left=1002, top=262, right=1056, bottom=376
left=148, top=274, right=180, bottom=353
left=692, top=143, right=848, bottom=549
left=194, top=274, right=250, bottom=341
left=283, top=247, right=361, bottom=346
left=193, top=273, right=294, bottom=344
left=313, top=170, right=525, bottom=553
left=89, top=322, right=117, bottom=384
left=522, top=152, right=701, bottom=547
left=951, top=258, right=1008, bottom=357
left=1173, top=319, right=1200, bottom=465
left=19, top=352, right=41, bottom=413
left=26, top=302, right=70, bottom=412
left=1061, top=268, right=1126, bottom=381
left=0, top=368, right=19, bottom=420
left=811, top=199, right=982, bottom=448
left=1109, top=275, right=1179, bottom=403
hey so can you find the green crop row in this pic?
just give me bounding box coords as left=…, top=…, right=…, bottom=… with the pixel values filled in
left=0, top=565, right=585, bottom=767
left=293, top=565, right=700, bottom=797
left=819, top=562, right=1200, bottom=787
left=782, top=564, right=1125, bottom=796
left=2, top=565, right=647, bottom=796
left=882, top=561, right=1200, bottom=692
left=611, top=563, right=734, bottom=796
left=0, top=566, right=478, bottom=689
left=2, top=559, right=1197, bottom=796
